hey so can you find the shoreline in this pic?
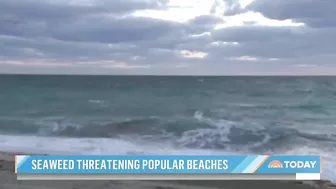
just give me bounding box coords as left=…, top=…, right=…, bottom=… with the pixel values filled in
left=1, top=151, right=334, bottom=189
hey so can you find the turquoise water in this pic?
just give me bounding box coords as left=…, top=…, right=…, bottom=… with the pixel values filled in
left=0, top=75, right=335, bottom=181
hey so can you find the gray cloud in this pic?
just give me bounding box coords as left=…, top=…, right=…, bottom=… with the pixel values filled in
left=210, top=25, right=336, bottom=59
left=1, top=0, right=168, bottom=20
left=244, top=0, right=336, bottom=28
left=0, top=0, right=169, bottom=38
left=0, top=0, right=336, bottom=75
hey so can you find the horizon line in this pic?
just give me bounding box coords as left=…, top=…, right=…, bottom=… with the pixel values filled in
left=1, top=73, right=336, bottom=77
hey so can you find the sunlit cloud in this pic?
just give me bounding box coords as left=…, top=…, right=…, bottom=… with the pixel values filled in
left=132, top=0, right=214, bottom=22
left=210, top=41, right=239, bottom=46
left=292, top=64, right=320, bottom=68
left=1, top=60, right=71, bottom=67
left=215, top=12, right=305, bottom=29
left=180, top=50, right=208, bottom=59
left=101, top=62, right=151, bottom=69
left=234, top=55, right=258, bottom=61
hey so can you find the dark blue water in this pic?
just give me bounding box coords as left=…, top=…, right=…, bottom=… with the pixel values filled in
left=0, top=75, right=335, bottom=180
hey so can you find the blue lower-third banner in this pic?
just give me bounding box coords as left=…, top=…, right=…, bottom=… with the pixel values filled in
left=15, top=155, right=321, bottom=175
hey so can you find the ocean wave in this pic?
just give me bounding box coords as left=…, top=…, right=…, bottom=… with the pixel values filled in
left=1, top=111, right=335, bottom=153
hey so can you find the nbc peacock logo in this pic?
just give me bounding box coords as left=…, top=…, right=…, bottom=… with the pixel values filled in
left=268, top=160, right=283, bottom=168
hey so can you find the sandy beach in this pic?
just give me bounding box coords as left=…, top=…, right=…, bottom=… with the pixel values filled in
left=0, top=152, right=334, bottom=189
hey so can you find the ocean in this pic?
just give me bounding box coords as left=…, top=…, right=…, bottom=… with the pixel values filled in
left=0, top=75, right=335, bottom=181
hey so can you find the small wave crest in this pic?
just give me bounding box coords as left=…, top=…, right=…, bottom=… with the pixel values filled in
left=88, top=100, right=104, bottom=103
left=228, top=102, right=325, bottom=111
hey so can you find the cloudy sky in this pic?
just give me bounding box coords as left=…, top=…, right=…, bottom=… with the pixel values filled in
left=0, top=0, right=335, bottom=75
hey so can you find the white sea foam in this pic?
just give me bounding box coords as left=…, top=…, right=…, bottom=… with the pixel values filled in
left=0, top=133, right=335, bottom=183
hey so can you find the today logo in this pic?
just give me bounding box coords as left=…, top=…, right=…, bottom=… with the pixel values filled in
left=268, top=160, right=317, bottom=169
left=268, top=160, right=283, bottom=168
